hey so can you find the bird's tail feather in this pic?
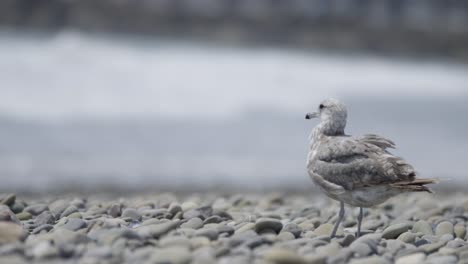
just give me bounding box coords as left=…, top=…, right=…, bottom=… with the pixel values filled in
left=390, top=178, right=439, bottom=193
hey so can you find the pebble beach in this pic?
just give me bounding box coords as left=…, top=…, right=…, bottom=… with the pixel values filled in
left=0, top=191, right=467, bottom=264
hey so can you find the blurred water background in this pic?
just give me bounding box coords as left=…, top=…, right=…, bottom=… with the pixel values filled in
left=0, top=1, right=467, bottom=192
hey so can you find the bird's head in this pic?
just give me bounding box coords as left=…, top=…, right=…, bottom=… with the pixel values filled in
left=305, top=98, right=347, bottom=135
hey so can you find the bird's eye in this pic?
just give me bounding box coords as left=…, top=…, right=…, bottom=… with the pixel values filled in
left=319, top=104, right=324, bottom=110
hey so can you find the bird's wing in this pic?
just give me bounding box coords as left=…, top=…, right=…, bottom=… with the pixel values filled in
left=308, top=135, right=416, bottom=190
left=357, top=134, right=396, bottom=150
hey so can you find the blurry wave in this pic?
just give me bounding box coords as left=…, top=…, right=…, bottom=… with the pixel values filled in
left=0, top=31, right=467, bottom=120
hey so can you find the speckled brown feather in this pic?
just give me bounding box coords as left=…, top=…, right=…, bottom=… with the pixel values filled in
left=390, top=178, right=438, bottom=193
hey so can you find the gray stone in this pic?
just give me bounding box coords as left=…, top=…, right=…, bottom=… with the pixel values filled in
left=349, top=233, right=381, bottom=257
left=34, top=211, right=55, bottom=226
left=327, top=248, right=352, bottom=264
left=49, top=199, right=69, bottom=219
left=313, top=223, right=334, bottom=236
left=435, top=221, right=454, bottom=236
left=460, top=249, right=468, bottom=259
left=168, top=203, right=182, bottom=216
left=385, top=239, right=406, bottom=255
left=414, top=238, right=430, bottom=247
left=159, top=236, right=191, bottom=248
left=454, top=224, right=466, bottom=239
left=460, top=248, right=468, bottom=259
left=303, top=253, right=327, bottom=264
left=141, top=208, right=169, bottom=219
left=181, top=201, right=198, bottom=212
left=0, top=243, right=24, bottom=256
left=70, top=198, right=86, bottom=209
left=337, top=234, right=355, bottom=247
left=217, top=225, right=235, bottom=236
left=264, top=248, right=308, bottom=264
left=243, top=236, right=271, bottom=249
left=88, top=228, right=140, bottom=244
left=0, top=222, right=27, bottom=244
left=418, top=241, right=446, bottom=254
left=60, top=205, right=79, bottom=218
left=0, top=255, right=28, bottom=264
left=440, top=234, right=455, bottom=243
left=24, top=204, right=48, bottom=216
left=203, top=215, right=223, bottom=224
left=31, top=224, right=54, bottom=234
left=121, top=208, right=141, bottom=222
left=425, top=254, right=457, bottom=264
left=0, top=205, right=20, bottom=223
left=276, top=232, right=295, bottom=241
left=282, top=223, right=302, bottom=238
left=83, top=246, right=113, bottom=259
left=229, top=230, right=259, bottom=247
left=313, top=235, right=330, bottom=242
left=194, top=228, right=219, bottom=240
left=352, top=233, right=381, bottom=246
left=438, top=246, right=457, bottom=255
left=397, top=231, right=416, bottom=244
left=31, top=241, right=58, bottom=259
left=0, top=194, right=16, bottom=207
left=151, top=246, right=192, bottom=264
left=171, top=228, right=196, bottom=238
left=10, top=202, right=25, bottom=214
left=382, top=223, right=412, bottom=239
left=16, top=212, right=32, bottom=221
left=447, top=238, right=465, bottom=248
left=395, top=253, right=426, bottom=264
left=135, top=220, right=179, bottom=239
left=108, top=204, right=121, bottom=218
left=68, top=212, right=82, bottom=219
left=183, top=206, right=212, bottom=220
left=349, top=255, right=390, bottom=264
left=361, top=220, right=384, bottom=230
left=316, top=241, right=341, bottom=256
left=350, top=241, right=374, bottom=257
left=235, top=223, right=255, bottom=233
left=181, top=217, right=203, bottom=229
left=49, top=200, right=69, bottom=217
left=412, top=220, right=433, bottom=235
left=190, top=237, right=211, bottom=249
left=192, top=247, right=216, bottom=264
left=49, top=228, right=90, bottom=244
left=64, top=218, right=87, bottom=231
left=219, top=255, right=250, bottom=264
left=255, top=218, right=283, bottom=234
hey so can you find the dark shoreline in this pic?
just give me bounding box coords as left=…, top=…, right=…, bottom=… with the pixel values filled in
left=1, top=0, right=468, bottom=61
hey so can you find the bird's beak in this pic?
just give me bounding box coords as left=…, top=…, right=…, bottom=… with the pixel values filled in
left=305, top=112, right=319, bottom=119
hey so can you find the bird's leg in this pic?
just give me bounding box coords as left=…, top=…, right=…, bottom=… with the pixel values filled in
left=356, top=207, right=363, bottom=237
left=330, top=201, right=345, bottom=238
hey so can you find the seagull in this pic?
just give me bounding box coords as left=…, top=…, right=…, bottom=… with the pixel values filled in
left=305, top=98, right=437, bottom=238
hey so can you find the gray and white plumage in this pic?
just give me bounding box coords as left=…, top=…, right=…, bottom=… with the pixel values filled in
left=305, top=98, right=436, bottom=237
